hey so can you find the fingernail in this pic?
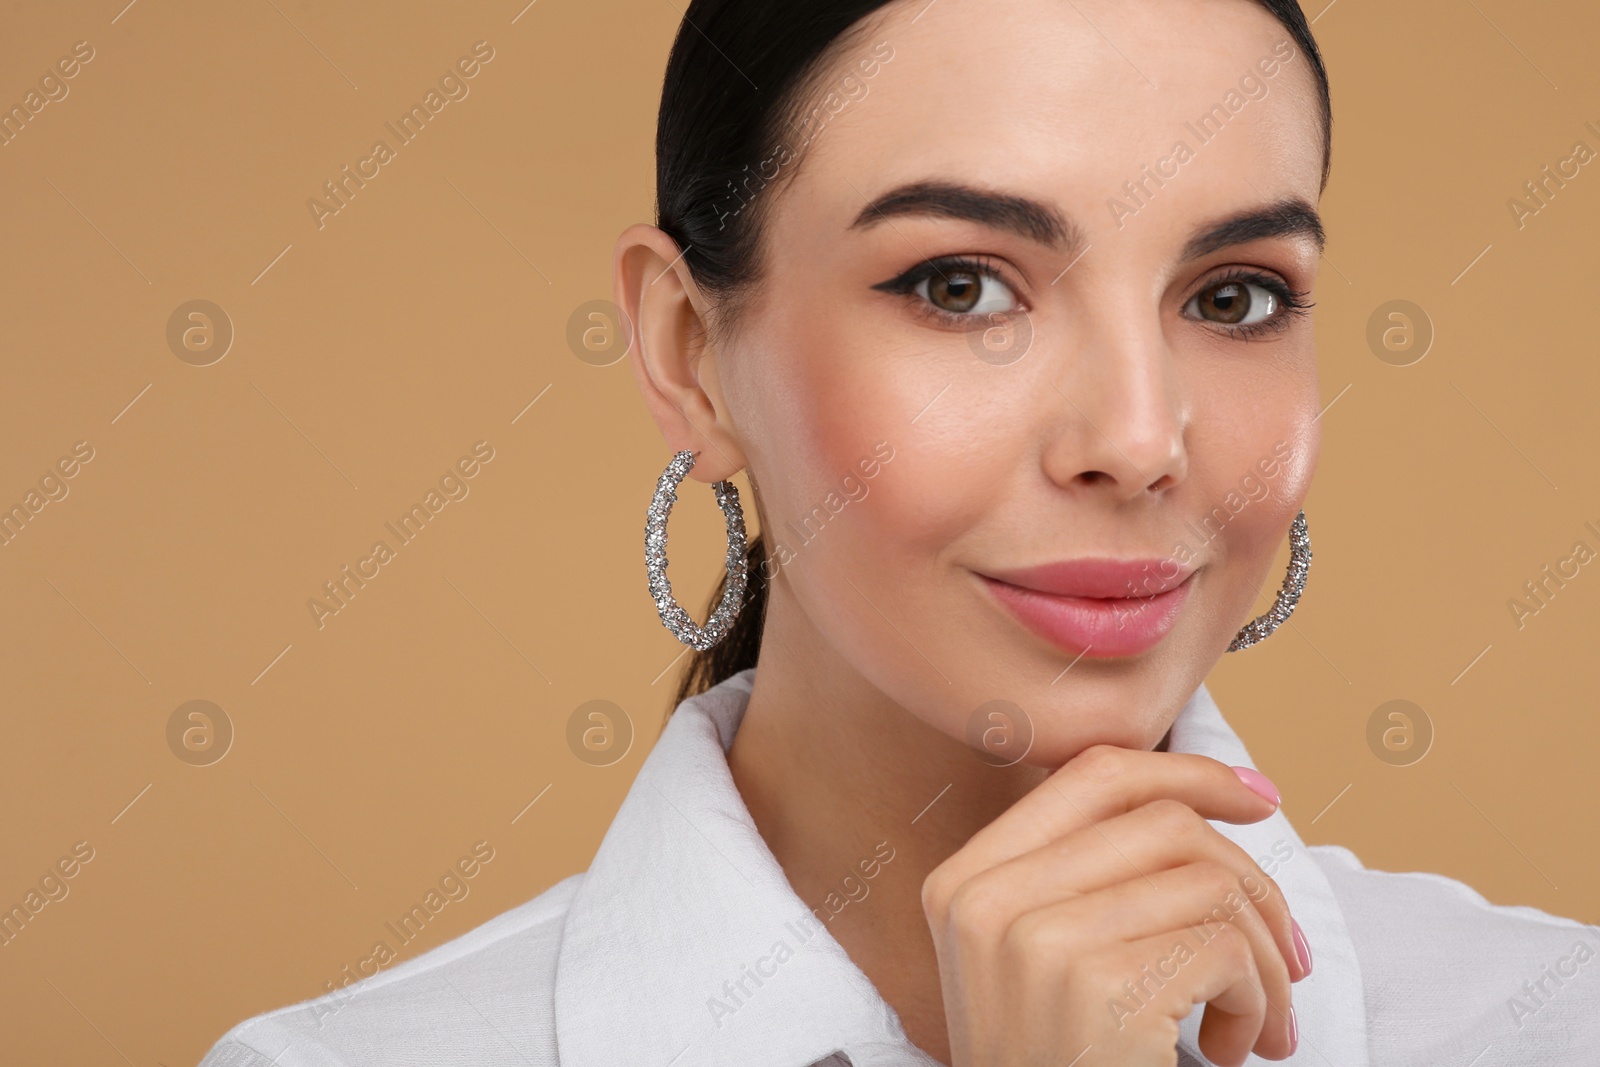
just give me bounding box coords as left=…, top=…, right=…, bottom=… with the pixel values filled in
left=1230, top=765, right=1280, bottom=807
left=1292, top=918, right=1313, bottom=978
left=1288, top=1004, right=1298, bottom=1052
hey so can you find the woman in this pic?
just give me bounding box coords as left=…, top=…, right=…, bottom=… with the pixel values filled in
left=199, top=0, right=1600, bottom=1064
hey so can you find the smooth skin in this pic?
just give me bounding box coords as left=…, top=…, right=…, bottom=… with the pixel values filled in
left=920, top=748, right=1304, bottom=1065
left=614, top=0, right=1324, bottom=1062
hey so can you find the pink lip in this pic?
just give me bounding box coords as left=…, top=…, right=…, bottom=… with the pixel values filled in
left=977, top=557, right=1196, bottom=658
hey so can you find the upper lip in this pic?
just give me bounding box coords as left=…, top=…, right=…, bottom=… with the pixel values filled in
left=980, top=557, right=1196, bottom=599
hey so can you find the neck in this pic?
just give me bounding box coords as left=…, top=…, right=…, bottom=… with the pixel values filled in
left=726, top=575, right=1169, bottom=1062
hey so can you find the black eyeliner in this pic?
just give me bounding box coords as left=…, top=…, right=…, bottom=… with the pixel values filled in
left=871, top=254, right=1012, bottom=295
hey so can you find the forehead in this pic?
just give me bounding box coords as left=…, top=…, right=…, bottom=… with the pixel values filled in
left=778, top=0, right=1323, bottom=241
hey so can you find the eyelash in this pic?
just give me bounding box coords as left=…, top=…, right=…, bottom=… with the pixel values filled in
left=875, top=257, right=1314, bottom=339
left=874, top=255, right=1025, bottom=329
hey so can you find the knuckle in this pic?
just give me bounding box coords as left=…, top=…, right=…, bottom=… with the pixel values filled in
left=1071, top=743, right=1127, bottom=784
left=1069, top=946, right=1135, bottom=1002
left=944, top=876, right=1009, bottom=943
left=1211, top=838, right=1281, bottom=909
left=1001, top=908, right=1080, bottom=963
left=920, top=865, right=958, bottom=922
left=1239, top=866, right=1279, bottom=906
left=1143, top=796, right=1200, bottom=833
left=1237, top=854, right=1282, bottom=905
left=1206, top=920, right=1253, bottom=969
left=1191, top=859, right=1242, bottom=904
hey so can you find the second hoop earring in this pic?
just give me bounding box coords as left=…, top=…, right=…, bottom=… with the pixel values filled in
left=645, top=450, right=749, bottom=651
left=1226, top=510, right=1312, bottom=652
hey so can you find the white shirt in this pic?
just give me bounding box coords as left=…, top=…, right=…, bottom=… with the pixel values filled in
left=199, top=667, right=1600, bottom=1066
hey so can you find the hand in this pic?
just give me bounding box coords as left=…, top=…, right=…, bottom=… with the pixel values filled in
left=920, top=745, right=1308, bottom=1066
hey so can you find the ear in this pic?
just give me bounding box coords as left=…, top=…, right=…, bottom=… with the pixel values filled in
left=612, top=223, right=748, bottom=483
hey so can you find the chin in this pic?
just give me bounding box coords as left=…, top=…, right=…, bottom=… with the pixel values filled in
left=1025, top=713, right=1172, bottom=769
left=972, top=681, right=1177, bottom=771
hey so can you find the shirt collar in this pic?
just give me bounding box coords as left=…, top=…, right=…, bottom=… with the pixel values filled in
left=554, top=667, right=935, bottom=1067
left=554, top=668, right=1368, bottom=1067
left=1165, top=682, right=1371, bottom=1067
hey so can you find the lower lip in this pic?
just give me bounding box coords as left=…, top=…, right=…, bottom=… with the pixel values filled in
left=978, top=572, right=1194, bottom=658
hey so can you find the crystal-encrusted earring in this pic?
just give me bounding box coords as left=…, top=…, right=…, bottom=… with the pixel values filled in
left=1227, top=510, right=1312, bottom=652
left=645, top=449, right=748, bottom=650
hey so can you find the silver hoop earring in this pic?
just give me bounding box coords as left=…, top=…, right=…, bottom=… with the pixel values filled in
left=645, top=450, right=749, bottom=651
left=1226, top=510, right=1312, bottom=652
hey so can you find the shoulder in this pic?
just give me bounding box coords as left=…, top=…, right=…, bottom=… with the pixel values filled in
left=1308, top=843, right=1600, bottom=1060
left=197, top=872, right=585, bottom=1067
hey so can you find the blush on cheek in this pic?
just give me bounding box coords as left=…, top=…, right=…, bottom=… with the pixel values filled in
left=1273, top=427, right=1319, bottom=501
left=1202, top=436, right=1314, bottom=627
left=845, top=435, right=986, bottom=569
left=1237, top=483, right=1304, bottom=558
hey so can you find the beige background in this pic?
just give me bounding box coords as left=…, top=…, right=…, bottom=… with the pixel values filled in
left=2, top=0, right=1598, bottom=1062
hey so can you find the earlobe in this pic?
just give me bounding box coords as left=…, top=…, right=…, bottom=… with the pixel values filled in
left=612, top=223, right=747, bottom=482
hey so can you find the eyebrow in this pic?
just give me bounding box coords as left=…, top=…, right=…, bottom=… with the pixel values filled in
left=847, top=180, right=1326, bottom=261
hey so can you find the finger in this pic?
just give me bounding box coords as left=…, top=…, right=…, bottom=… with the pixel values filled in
left=947, top=797, right=1306, bottom=983
left=950, top=747, right=1279, bottom=877
left=1002, top=861, right=1296, bottom=1057
left=1109, top=924, right=1268, bottom=1067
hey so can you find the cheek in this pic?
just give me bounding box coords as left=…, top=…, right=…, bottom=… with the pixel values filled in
left=731, top=306, right=1010, bottom=691
left=742, top=309, right=982, bottom=562
left=1190, top=376, right=1320, bottom=616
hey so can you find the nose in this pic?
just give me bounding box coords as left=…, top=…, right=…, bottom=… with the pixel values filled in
left=1041, top=311, right=1188, bottom=501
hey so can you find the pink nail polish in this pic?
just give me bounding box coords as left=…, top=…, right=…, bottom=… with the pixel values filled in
left=1231, top=765, right=1280, bottom=807
left=1288, top=1005, right=1298, bottom=1052
left=1291, top=918, right=1313, bottom=977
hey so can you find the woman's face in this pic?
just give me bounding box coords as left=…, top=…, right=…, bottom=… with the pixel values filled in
left=707, top=0, right=1325, bottom=765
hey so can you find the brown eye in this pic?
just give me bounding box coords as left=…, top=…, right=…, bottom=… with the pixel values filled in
left=929, top=269, right=983, bottom=313
left=1200, top=281, right=1249, bottom=322
left=909, top=264, right=1019, bottom=319
left=1187, top=278, right=1279, bottom=327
